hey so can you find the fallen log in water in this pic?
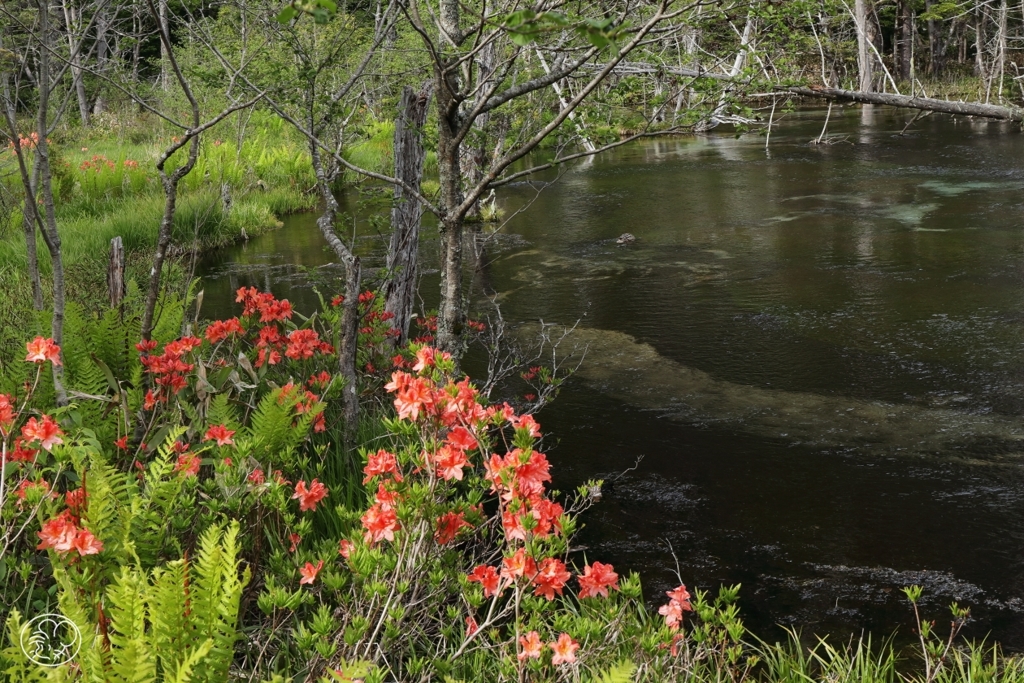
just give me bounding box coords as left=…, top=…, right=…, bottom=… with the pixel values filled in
left=778, top=86, right=1024, bottom=122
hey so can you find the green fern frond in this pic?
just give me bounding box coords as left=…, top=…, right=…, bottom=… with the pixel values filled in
left=189, top=523, right=248, bottom=682
left=148, top=562, right=191, bottom=675
left=106, top=568, right=157, bottom=683
left=247, top=390, right=309, bottom=465
left=1, top=610, right=50, bottom=683
left=592, top=660, right=637, bottom=683
left=205, top=393, right=237, bottom=433
left=166, top=640, right=213, bottom=683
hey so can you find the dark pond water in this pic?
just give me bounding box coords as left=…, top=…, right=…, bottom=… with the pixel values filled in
left=198, top=105, right=1024, bottom=648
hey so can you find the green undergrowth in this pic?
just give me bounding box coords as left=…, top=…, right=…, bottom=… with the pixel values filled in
left=0, top=111, right=319, bottom=361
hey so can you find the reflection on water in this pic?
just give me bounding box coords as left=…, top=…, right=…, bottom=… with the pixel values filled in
left=199, top=106, right=1024, bottom=647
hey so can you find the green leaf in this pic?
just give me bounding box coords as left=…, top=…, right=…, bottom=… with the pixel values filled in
left=503, top=9, right=536, bottom=27
left=276, top=5, right=298, bottom=23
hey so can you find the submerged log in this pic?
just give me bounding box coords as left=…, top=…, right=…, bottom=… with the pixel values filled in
left=779, top=86, right=1024, bottom=122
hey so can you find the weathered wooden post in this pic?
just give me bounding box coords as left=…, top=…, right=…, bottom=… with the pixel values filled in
left=384, top=84, right=431, bottom=345
left=107, top=235, right=126, bottom=309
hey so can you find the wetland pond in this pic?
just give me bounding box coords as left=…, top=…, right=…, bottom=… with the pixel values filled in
left=198, top=105, right=1024, bottom=648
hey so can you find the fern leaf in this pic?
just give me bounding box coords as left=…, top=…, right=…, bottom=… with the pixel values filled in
left=166, top=640, right=213, bottom=683
left=106, top=567, right=156, bottom=683
left=592, top=660, right=637, bottom=683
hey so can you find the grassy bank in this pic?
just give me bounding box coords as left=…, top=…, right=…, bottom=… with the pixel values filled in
left=0, top=112, right=319, bottom=355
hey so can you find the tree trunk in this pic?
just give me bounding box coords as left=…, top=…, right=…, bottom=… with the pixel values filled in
left=60, top=1, right=91, bottom=126
left=384, top=85, right=431, bottom=345
left=780, top=85, right=1023, bottom=121
left=310, top=141, right=361, bottom=434
left=22, top=200, right=44, bottom=311
left=925, top=0, right=940, bottom=76
left=159, top=0, right=170, bottom=91
left=993, top=0, right=1007, bottom=101
left=898, top=0, right=913, bottom=82
left=140, top=178, right=179, bottom=340
left=93, top=8, right=111, bottom=116
left=855, top=0, right=875, bottom=92
left=0, top=34, right=45, bottom=311
left=704, top=12, right=754, bottom=128
left=34, top=0, right=68, bottom=404
left=975, top=3, right=987, bottom=78
left=435, top=57, right=466, bottom=357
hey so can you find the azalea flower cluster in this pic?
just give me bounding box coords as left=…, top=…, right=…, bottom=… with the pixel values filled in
left=132, top=289, right=335, bottom=421
left=232, top=288, right=332, bottom=367
left=36, top=508, right=103, bottom=557
left=78, top=154, right=116, bottom=172
left=1, top=338, right=65, bottom=468
left=138, top=335, right=200, bottom=406
left=659, top=584, right=694, bottom=631
left=517, top=632, right=579, bottom=664
left=332, top=345, right=624, bottom=666
left=6, top=131, right=41, bottom=152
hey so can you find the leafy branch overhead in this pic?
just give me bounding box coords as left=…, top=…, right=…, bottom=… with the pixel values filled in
left=501, top=10, right=629, bottom=49
left=277, top=0, right=627, bottom=49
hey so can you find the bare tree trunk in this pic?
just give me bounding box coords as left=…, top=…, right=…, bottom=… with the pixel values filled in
left=975, top=2, right=988, bottom=78
left=855, top=0, right=875, bottom=91
left=60, top=1, right=91, bottom=126
left=34, top=0, right=68, bottom=404
left=703, top=12, right=754, bottom=128
left=93, top=6, right=110, bottom=116
left=384, top=85, right=430, bottom=345
left=994, top=0, right=1008, bottom=101
left=0, top=40, right=45, bottom=311
left=0, top=33, right=44, bottom=311
left=159, top=0, right=170, bottom=91
left=898, top=0, right=913, bottom=82
left=436, top=123, right=465, bottom=356
left=434, top=0, right=466, bottom=357
left=22, top=168, right=43, bottom=313
left=781, top=85, right=1023, bottom=121
left=140, top=0, right=203, bottom=341
left=310, top=141, right=360, bottom=433
left=925, top=0, right=939, bottom=76
left=535, top=48, right=595, bottom=151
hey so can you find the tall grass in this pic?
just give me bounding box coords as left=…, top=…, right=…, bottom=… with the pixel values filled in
left=0, top=112, right=318, bottom=364
left=755, top=627, right=1024, bottom=683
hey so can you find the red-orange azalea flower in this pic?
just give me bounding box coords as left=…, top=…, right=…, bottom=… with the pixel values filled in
left=467, top=565, right=502, bottom=598
left=299, top=559, right=323, bottom=585
left=292, top=479, right=328, bottom=511
left=21, top=415, right=63, bottom=451
left=518, top=631, right=544, bottom=661
left=363, top=449, right=402, bottom=484
left=577, top=561, right=619, bottom=599
left=204, top=424, right=236, bottom=446
left=658, top=584, right=693, bottom=631
left=25, top=337, right=61, bottom=365
left=435, top=510, right=472, bottom=544
left=501, top=548, right=538, bottom=581
left=550, top=633, right=579, bottom=665
left=361, top=502, right=399, bottom=544
left=532, top=557, right=571, bottom=601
